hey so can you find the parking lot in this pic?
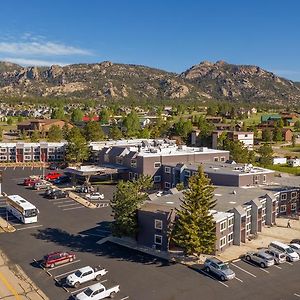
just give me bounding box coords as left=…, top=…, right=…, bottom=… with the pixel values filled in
left=1, top=167, right=300, bottom=299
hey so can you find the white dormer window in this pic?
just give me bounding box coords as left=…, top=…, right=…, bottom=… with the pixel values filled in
left=154, top=162, right=161, bottom=168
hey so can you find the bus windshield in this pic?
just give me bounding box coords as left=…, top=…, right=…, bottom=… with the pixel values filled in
left=24, top=209, right=38, bottom=218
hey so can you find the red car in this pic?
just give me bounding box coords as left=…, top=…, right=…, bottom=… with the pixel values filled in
left=43, top=251, right=76, bottom=268
left=23, top=176, right=41, bottom=187
left=45, top=172, right=61, bottom=181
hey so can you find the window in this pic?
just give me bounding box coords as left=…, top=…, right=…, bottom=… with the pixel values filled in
left=48, top=154, right=55, bottom=160
left=184, top=170, right=191, bottom=177
left=154, top=162, right=161, bottom=168
left=131, top=159, right=137, bottom=168
left=263, top=175, right=267, bottom=183
left=116, top=157, right=123, bottom=165
left=154, top=219, right=163, bottom=230
left=104, top=154, right=109, bottom=162
left=154, top=234, right=162, bottom=245
left=246, top=223, right=251, bottom=231
left=228, top=217, right=234, bottom=228
left=220, top=236, right=226, bottom=248
left=281, top=193, right=287, bottom=201
left=291, top=203, right=297, bottom=211
left=291, top=192, right=297, bottom=199
left=0, top=148, right=7, bottom=153
left=165, top=182, right=171, bottom=189
left=280, top=205, right=286, bottom=213
left=24, top=148, right=31, bottom=153
left=24, top=155, right=31, bottom=160
left=56, top=155, right=63, bottom=160
left=134, top=173, right=138, bottom=180
left=164, top=167, right=171, bottom=174
left=220, top=156, right=225, bottom=162
left=214, top=157, right=219, bottom=162
left=245, top=134, right=248, bottom=137
left=34, top=155, right=40, bottom=161
left=246, top=210, right=251, bottom=217
left=0, top=156, right=7, bottom=160
left=129, top=172, right=133, bottom=180
left=220, top=220, right=227, bottom=232
left=48, top=148, right=54, bottom=153
left=228, top=233, right=233, bottom=243
left=154, top=176, right=161, bottom=183
left=9, top=155, right=15, bottom=161
left=254, top=175, right=259, bottom=184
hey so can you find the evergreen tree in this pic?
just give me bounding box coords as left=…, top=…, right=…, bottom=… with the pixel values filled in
left=122, top=111, right=141, bottom=137
left=294, top=120, right=300, bottom=131
left=262, top=128, right=273, bottom=142
left=99, top=109, right=110, bottom=124
left=48, top=125, right=63, bottom=142
left=138, top=128, right=151, bottom=139
left=258, top=143, right=273, bottom=167
left=66, top=127, right=89, bottom=163
left=273, top=126, right=283, bottom=142
left=7, top=117, right=13, bottom=125
left=84, top=121, right=105, bottom=141
left=223, top=140, right=251, bottom=163
left=109, top=124, right=123, bottom=140
left=71, top=108, right=84, bottom=123
left=51, top=107, right=65, bottom=120
left=111, top=176, right=153, bottom=237
left=172, top=166, right=216, bottom=255
left=30, top=130, right=40, bottom=142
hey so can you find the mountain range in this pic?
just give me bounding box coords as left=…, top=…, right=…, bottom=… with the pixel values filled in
left=0, top=60, right=300, bottom=105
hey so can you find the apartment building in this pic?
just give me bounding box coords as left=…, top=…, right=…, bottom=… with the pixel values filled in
left=0, top=142, right=67, bottom=162
left=97, top=141, right=229, bottom=188
left=161, top=162, right=274, bottom=189
left=212, top=130, right=254, bottom=150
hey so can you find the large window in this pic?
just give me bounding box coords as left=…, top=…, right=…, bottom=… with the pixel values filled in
left=154, top=219, right=163, bottom=230
left=116, top=157, right=123, bottom=165
left=184, top=170, right=191, bottom=177
left=154, top=234, right=162, bottom=245
left=131, top=159, right=137, bottom=168
left=214, top=157, right=219, bottom=162
left=165, top=182, right=171, bottom=189
left=291, top=192, right=297, bottom=199
left=291, top=203, right=297, bottom=211
left=281, top=193, right=287, bottom=201
left=220, top=236, right=226, bottom=248
left=228, top=217, right=234, bottom=228
left=220, top=220, right=227, bottom=232
left=154, top=176, right=161, bottom=183
left=227, top=233, right=233, bottom=243
left=280, top=205, right=286, bottom=213
left=164, top=167, right=171, bottom=174
left=154, top=162, right=161, bottom=168
left=263, top=175, right=267, bottom=183
left=0, top=148, right=7, bottom=153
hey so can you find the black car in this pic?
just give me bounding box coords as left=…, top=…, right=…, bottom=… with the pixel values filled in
left=47, top=190, right=67, bottom=199
left=290, top=239, right=300, bottom=245
left=44, top=187, right=58, bottom=197
left=48, top=163, right=58, bottom=170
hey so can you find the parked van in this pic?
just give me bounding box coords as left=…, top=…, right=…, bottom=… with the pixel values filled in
left=265, top=249, right=286, bottom=264
left=269, top=241, right=299, bottom=262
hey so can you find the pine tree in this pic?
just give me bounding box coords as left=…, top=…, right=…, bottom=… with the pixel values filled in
left=111, top=176, right=152, bottom=237
left=172, top=166, right=216, bottom=256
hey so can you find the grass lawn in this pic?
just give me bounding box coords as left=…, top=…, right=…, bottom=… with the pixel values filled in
left=282, top=144, right=300, bottom=152
left=266, top=164, right=300, bottom=175
left=241, top=112, right=265, bottom=126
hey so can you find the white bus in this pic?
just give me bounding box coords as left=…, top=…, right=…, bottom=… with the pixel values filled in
left=6, top=195, right=39, bottom=224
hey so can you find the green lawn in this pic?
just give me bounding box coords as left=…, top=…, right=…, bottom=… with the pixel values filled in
left=241, top=112, right=265, bottom=126
left=282, top=144, right=300, bottom=152
left=266, top=164, right=300, bottom=175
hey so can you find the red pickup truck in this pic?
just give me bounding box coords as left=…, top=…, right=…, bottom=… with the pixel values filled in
left=23, top=176, right=42, bottom=187
left=45, top=172, right=61, bottom=181
left=43, top=251, right=75, bottom=268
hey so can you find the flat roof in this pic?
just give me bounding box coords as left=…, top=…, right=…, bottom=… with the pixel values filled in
left=7, top=195, right=36, bottom=210
left=65, top=165, right=120, bottom=176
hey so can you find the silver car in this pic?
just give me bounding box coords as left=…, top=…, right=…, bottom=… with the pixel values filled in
left=265, top=249, right=286, bottom=264
left=204, top=257, right=235, bottom=281
left=245, top=251, right=275, bottom=268
left=289, top=243, right=300, bottom=256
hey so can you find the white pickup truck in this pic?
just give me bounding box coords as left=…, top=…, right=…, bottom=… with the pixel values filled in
left=74, top=283, right=120, bottom=300
left=66, top=266, right=108, bottom=288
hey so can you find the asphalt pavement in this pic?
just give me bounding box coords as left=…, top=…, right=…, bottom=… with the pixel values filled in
left=1, top=167, right=300, bottom=300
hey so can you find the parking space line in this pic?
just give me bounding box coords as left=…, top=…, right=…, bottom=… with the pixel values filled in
left=52, top=200, right=74, bottom=205
left=48, top=198, right=68, bottom=202
left=54, top=268, right=80, bottom=279
left=17, top=224, right=43, bottom=231
left=198, top=270, right=228, bottom=288
left=294, top=293, right=300, bottom=298
left=120, top=297, right=129, bottom=300
left=63, top=206, right=85, bottom=211
left=274, top=265, right=282, bottom=269
left=235, top=277, right=243, bottom=283
left=244, top=261, right=269, bottom=273
left=47, top=260, right=81, bottom=272
left=230, top=263, right=256, bottom=278
left=58, top=203, right=80, bottom=208
left=82, top=233, right=109, bottom=238
left=286, top=262, right=293, bottom=266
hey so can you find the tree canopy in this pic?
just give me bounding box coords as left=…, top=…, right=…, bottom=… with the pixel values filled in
left=84, top=121, right=105, bottom=141
left=48, top=125, right=63, bottom=142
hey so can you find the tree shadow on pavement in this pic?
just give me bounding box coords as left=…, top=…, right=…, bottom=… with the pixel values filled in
left=31, top=227, right=170, bottom=267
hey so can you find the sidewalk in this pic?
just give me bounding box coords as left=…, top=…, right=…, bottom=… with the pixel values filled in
left=0, top=250, right=48, bottom=300
left=0, top=216, right=15, bottom=233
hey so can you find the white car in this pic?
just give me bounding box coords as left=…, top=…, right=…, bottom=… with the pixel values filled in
left=74, top=283, right=120, bottom=300
left=289, top=243, right=300, bottom=256
left=66, top=266, right=108, bottom=288
left=85, top=193, right=104, bottom=200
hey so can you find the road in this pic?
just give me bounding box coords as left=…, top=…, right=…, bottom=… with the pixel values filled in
left=1, top=167, right=300, bottom=300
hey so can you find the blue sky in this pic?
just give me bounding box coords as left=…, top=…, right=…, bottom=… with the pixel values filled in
left=1, top=0, right=300, bottom=80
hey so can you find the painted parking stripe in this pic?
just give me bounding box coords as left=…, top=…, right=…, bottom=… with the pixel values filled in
left=244, top=261, right=269, bottom=273
left=71, top=279, right=108, bottom=295
left=120, top=297, right=129, bottom=300
left=17, top=225, right=43, bottom=231
left=54, top=268, right=80, bottom=279
left=294, top=293, right=300, bottom=298
left=52, top=200, right=74, bottom=205
left=83, top=233, right=109, bottom=238
left=48, top=198, right=68, bottom=202
left=286, top=261, right=293, bottom=266
left=47, top=260, right=81, bottom=272
left=230, top=263, right=256, bottom=278
left=63, top=206, right=85, bottom=211
left=274, top=265, right=282, bottom=269
left=198, top=270, right=228, bottom=288
left=58, top=203, right=80, bottom=208
left=235, top=277, right=243, bottom=283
